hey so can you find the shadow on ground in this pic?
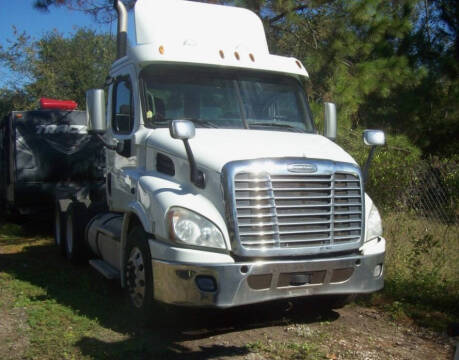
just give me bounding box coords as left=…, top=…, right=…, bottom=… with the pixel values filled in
left=0, top=220, right=340, bottom=359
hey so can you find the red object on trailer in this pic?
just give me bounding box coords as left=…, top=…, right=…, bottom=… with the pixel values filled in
left=39, top=98, right=78, bottom=111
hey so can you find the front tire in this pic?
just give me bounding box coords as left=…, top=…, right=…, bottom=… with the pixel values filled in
left=125, top=225, right=154, bottom=314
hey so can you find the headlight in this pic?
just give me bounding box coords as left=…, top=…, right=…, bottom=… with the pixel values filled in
left=167, top=207, right=226, bottom=249
left=365, top=201, right=383, bottom=242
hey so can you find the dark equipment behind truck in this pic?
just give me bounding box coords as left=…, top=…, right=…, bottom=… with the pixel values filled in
left=0, top=100, right=105, bottom=216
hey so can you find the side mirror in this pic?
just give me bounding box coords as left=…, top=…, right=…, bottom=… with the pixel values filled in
left=363, top=129, right=385, bottom=146
left=169, top=120, right=204, bottom=188
left=362, top=129, right=385, bottom=186
left=169, top=120, right=195, bottom=140
left=86, top=89, right=106, bottom=134
left=324, top=102, right=337, bottom=141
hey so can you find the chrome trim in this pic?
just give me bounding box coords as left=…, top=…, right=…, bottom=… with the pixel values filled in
left=222, top=158, right=365, bottom=257
left=287, top=163, right=318, bottom=173
left=151, top=250, right=384, bottom=308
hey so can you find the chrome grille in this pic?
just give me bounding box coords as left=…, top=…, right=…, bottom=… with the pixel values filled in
left=224, top=160, right=364, bottom=257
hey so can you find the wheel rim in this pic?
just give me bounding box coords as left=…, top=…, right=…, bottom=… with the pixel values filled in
left=65, top=212, right=73, bottom=256
left=55, top=209, right=61, bottom=246
left=126, top=247, right=146, bottom=308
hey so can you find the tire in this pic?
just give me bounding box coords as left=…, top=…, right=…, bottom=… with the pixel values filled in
left=124, top=225, right=154, bottom=315
left=54, top=202, right=66, bottom=255
left=64, top=202, right=88, bottom=264
left=0, top=198, right=4, bottom=219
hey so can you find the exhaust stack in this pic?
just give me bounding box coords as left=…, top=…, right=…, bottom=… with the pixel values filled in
left=114, top=0, right=128, bottom=59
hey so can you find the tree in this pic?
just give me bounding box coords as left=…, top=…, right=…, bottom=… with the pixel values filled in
left=26, top=0, right=459, bottom=156
left=33, top=0, right=136, bottom=23
left=0, top=88, right=31, bottom=119
left=0, top=29, right=115, bottom=110
left=233, top=0, right=458, bottom=156
left=32, top=0, right=219, bottom=23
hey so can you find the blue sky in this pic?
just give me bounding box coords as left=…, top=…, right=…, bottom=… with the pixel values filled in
left=0, top=2, right=110, bottom=40
left=0, top=2, right=120, bottom=87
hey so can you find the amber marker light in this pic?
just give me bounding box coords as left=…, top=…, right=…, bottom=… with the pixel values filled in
left=249, top=53, right=255, bottom=62
left=15, top=114, right=23, bottom=119
left=159, top=45, right=165, bottom=55
left=296, top=60, right=302, bottom=69
left=234, top=51, right=240, bottom=60
left=219, top=50, right=225, bottom=59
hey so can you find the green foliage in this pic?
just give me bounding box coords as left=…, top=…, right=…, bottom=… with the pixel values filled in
left=337, top=127, right=422, bottom=210
left=0, top=88, right=33, bottom=118
left=232, top=0, right=458, bottom=158
left=0, top=28, right=115, bottom=113
left=33, top=0, right=136, bottom=23
left=3, top=0, right=457, bottom=159
left=381, top=212, right=459, bottom=327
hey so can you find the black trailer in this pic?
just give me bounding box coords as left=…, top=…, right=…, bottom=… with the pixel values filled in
left=0, top=109, right=105, bottom=215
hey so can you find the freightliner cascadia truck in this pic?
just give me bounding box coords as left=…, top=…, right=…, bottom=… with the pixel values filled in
left=56, top=0, right=386, bottom=313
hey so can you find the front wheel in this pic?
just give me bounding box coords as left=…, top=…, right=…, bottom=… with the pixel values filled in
left=125, top=226, right=154, bottom=314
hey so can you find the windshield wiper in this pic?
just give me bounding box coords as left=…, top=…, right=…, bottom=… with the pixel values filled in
left=248, top=122, right=306, bottom=133
left=150, top=118, right=218, bottom=128
left=183, top=118, right=218, bottom=128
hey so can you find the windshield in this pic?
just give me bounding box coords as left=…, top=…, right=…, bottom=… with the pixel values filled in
left=141, top=65, right=314, bottom=133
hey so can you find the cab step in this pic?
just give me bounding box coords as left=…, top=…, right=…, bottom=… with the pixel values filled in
left=89, top=259, right=120, bottom=279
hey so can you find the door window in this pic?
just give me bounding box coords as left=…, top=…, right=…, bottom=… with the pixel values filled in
left=112, top=77, right=133, bottom=134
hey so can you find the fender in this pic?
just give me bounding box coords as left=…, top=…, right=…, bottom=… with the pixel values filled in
left=136, top=172, right=230, bottom=246
left=119, top=201, right=151, bottom=288
left=119, top=171, right=230, bottom=287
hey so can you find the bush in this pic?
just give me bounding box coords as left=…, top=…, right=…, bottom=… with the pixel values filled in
left=338, top=127, right=422, bottom=211
left=382, top=213, right=459, bottom=323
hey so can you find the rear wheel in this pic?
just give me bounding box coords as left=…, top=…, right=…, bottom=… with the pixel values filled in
left=0, top=198, right=4, bottom=218
left=64, top=202, right=88, bottom=264
left=125, top=225, right=154, bottom=314
left=54, top=203, right=66, bottom=255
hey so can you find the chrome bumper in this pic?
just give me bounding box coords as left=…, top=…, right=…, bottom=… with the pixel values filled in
left=151, top=244, right=385, bottom=308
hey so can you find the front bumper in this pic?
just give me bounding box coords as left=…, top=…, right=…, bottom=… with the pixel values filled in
left=151, top=238, right=385, bottom=308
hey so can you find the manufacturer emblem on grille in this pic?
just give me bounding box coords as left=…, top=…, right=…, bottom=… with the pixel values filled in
left=287, top=163, right=317, bottom=173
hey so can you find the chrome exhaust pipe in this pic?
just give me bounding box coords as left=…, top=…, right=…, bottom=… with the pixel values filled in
left=114, top=0, right=128, bottom=59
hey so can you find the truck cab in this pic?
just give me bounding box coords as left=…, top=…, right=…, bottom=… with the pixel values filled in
left=69, top=0, right=386, bottom=312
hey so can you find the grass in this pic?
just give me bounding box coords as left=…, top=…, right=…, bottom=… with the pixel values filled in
left=0, top=220, right=220, bottom=359
left=368, top=212, right=459, bottom=330
left=0, top=213, right=457, bottom=359
left=0, top=220, right=334, bottom=359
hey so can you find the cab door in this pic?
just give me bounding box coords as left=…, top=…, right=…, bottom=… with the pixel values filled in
left=106, top=67, right=139, bottom=212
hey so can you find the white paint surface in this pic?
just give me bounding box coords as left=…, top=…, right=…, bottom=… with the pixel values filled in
left=146, top=129, right=357, bottom=172
left=129, top=0, right=308, bottom=77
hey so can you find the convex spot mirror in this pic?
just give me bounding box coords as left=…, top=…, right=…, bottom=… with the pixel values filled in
left=86, top=89, right=106, bottom=134
left=169, top=120, right=195, bottom=140
left=324, top=102, right=337, bottom=141
left=363, top=130, right=385, bottom=146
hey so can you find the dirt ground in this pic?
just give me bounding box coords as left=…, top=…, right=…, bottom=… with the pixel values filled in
left=161, top=303, right=457, bottom=360
left=0, top=222, right=457, bottom=360
left=2, top=294, right=456, bottom=360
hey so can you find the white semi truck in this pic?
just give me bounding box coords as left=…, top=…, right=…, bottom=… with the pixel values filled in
left=56, top=0, right=386, bottom=312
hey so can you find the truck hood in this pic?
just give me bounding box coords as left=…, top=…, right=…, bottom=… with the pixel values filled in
left=146, top=129, right=357, bottom=172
